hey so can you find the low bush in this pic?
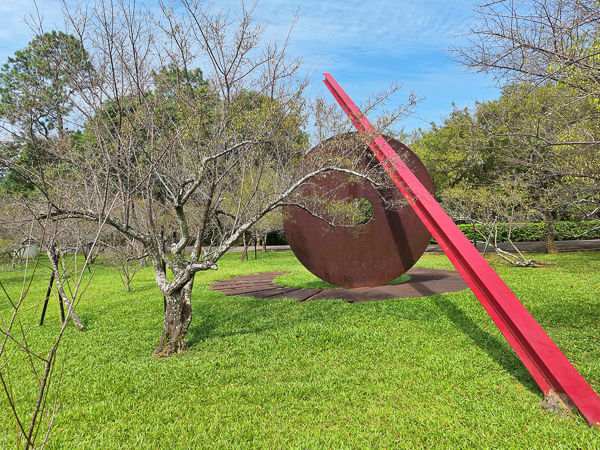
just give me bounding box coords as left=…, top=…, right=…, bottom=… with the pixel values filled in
left=430, top=220, right=600, bottom=244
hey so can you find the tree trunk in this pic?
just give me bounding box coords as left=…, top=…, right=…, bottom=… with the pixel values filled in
left=47, top=244, right=85, bottom=331
left=544, top=222, right=559, bottom=254
left=155, top=278, right=194, bottom=357
left=239, top=232, right=250, bottom=262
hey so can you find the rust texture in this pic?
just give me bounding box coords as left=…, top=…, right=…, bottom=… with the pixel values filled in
left=283, top=133, right=435, bottom=288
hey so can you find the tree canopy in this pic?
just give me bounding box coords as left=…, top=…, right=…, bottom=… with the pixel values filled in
left=412, top=80, right=599, bottom=252
left=0, top=31, right=93, bottom=195
left=0, top=30, right=92, bottom=139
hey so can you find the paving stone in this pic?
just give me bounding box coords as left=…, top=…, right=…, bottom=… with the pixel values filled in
left=246, top=287, right=303, bottom=298
left=210, top=269, right=468, bottom=302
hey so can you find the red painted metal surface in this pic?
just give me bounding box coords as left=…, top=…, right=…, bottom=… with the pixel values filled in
left=322, top=73, right=600, bottom=426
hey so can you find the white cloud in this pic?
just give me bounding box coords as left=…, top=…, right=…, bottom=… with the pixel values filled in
left=244, top=0, right=476, bottom=58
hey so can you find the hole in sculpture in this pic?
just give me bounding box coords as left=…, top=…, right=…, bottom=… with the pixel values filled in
left=349, top=197, right=373, bottom=226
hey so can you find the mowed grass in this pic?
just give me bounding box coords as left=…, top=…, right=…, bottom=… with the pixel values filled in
left=0, top=250, right=599, bottom=449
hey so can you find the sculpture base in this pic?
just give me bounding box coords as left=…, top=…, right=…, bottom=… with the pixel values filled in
left=210, top=267, right=468, bottom=303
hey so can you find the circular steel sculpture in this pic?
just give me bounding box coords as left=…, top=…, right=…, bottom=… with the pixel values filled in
left=283, top=133, right=435, bottom=288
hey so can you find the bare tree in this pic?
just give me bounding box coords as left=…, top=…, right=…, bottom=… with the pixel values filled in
left=0, top=204, right=103, bottom=448
left=254, top=211, right=283, bottom=253
left=448, top=0, right=600, bottom=175
left=450, top=0, right=600, bottom=100
left=237, top=212, right=282, bottom=261
left=0, top=0, right=416, bottom=357
left=101, top=233, right=147, bottom=292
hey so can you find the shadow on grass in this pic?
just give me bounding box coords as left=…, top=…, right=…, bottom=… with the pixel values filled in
left=289, top=280, right=338, bottom=290
left=433, top=296, right=541, bottom=396
left=186, top=297, right=279, bottom=347
left=186, top=289, right=348, bottom=349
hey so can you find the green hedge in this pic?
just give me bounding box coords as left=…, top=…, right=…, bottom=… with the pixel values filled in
left=430, top=220, right=600, bottom=244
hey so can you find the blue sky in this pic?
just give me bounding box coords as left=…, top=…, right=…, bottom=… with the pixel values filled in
left=0, top=0, right=500, bottom=134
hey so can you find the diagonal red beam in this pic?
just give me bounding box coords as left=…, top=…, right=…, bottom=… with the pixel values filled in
left=323, top=72, right=600, bottom=426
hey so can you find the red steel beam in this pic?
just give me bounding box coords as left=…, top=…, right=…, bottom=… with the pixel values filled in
left=323, top=72, right=600, bottom=426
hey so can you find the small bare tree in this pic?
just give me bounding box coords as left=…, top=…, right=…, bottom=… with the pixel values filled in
left=0, top=203, right=104, bottom=448
left=254, top=211, right=283, bottom=253
left=101, top=234, right=147, bottom=292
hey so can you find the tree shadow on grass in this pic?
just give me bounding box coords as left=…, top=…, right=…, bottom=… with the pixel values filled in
left=433, top=296, right=541, bottom=396
left=186, top=291, right=348, bottom=349
left=186, top=297, right=281, bottom=348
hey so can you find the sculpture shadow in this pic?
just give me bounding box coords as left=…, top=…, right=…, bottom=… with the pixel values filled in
left=433, top=296, right=541, bottom=395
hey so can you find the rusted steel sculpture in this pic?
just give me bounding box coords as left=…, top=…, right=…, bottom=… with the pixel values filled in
left=283, top=133, right=434, bottom=288
left=321, top=73, right=600, bottom=426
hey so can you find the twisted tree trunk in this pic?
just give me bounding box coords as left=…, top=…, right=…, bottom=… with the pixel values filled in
left=47, top=243, right=85, bottom=331
left=154, top=276, right=194, bottom=357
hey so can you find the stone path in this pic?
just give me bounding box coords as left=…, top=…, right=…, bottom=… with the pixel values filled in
left=210, top=267, right=469, bottom=303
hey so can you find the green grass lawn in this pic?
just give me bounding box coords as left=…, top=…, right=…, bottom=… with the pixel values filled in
left=1, top=250, right=599, bottom=449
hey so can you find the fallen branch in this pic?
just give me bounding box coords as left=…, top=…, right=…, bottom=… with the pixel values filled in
left=494, top=247, right=560, bottom=268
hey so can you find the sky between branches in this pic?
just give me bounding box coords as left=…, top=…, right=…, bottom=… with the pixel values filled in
left=0, top=0, right=500, bottom=134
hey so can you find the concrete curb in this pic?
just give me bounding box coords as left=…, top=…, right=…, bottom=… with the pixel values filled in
left=425, top=239, right=600, bottom=254
left=197, top=240, right=600, bottom=255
